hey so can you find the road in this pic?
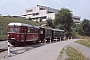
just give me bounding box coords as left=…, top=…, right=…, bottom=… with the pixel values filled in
left=0, top=41, right=8, bottom=49
left=3, top=39, right=80, bottom=60
left=68, top=42, right=90, bottom=59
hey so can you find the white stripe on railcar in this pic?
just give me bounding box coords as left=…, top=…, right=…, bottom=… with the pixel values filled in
left=8, top=23, right=33, bottom=27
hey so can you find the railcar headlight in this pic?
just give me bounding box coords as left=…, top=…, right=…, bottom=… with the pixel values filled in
left=8, top=34, right=10, bottom=36
left=17, top=35, right=19, bottom=37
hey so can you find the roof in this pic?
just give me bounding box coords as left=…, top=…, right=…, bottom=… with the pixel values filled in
left=40, top=27, right=52, bottom=30
left=34, top=26, right=40, bottom=29
left=8, top=23, right=33, bottom=27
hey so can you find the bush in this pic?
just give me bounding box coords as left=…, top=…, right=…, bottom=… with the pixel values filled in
left=0, top=35, right=8, bottom=41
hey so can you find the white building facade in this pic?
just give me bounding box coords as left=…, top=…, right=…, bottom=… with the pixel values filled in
left=72, top=16, right=81, bottom=24
left=21, top=5, right=59, bottom=21
left=21, top=5, right=80, bottom=23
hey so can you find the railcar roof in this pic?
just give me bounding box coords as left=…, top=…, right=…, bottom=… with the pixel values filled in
left=8, top=23, right=33, bottom=27
left=40, top=27, right=52, bottom=29
left=34, top=26, right=40, bottom=29
left=52, top=29, right=64, bottom=32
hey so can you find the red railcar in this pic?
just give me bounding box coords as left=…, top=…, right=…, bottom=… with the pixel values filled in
left=8, top=23, right=40, bottom=46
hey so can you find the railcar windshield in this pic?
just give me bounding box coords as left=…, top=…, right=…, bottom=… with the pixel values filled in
left=9, top=27, right=20, bottom=33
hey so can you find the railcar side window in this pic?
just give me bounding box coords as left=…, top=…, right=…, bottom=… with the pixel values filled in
left=22, top=28, right=25, bottom=33
left=54, top=31, right=55, bottom=33
left=28, top=27, right=30, bottom=33
left=35, top=29, right=38, bottom=33
left=22, top=28, right=27, bottom=33
left=45, top=29, right=48, bottom=34
left=30, top=29, right=33, bottom=33
left=45, top=29, right=51, bottom=34
left=40, top=29, right=43, bottom=34
left=35, top=29, right=36, bottom=33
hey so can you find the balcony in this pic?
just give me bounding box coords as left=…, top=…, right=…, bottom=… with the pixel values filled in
left=20, top=12, right=26, bottom=16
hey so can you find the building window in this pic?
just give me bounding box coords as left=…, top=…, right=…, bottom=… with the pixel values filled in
left=33, top=13, right=39, bottom=16
left=33, top=13, right=35, bottom=16
left=41, top=16, right=46, bottom=19
left=47, top=11, right=53, bottom=14
left=73, top=18, right=80, bottom=20
left=40, top=8, right=45, bottom=10
left=27, top=10, right=32, bottom=13
left=36, top=13, right=39, bottom=15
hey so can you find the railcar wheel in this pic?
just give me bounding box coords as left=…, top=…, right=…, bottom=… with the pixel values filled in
left=36, top=39, right=40, bottom=44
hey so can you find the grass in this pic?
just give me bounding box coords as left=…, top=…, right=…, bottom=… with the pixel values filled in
left=58, top=46, right=87, bottom=60
left=75, top=33, right=90, bottom=39
left=76, top=39, right=90, bottom=48
left=65, top=46, right=87, bottom=60
left=59, top=48, right=65, bottom=57
left=0, top=35, right=7, bottom=41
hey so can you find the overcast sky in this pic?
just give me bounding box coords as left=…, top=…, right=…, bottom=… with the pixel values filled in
left=0, top=0, right=90, bottom=20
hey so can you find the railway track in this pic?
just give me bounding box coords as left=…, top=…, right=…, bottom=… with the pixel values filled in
left=0, top=49, right=7, bottom=52
left=0, top=40, right=62, bottom=57
left=0, top=40, right=66, bottom=60
left=0, top=38, right=66, bottom=60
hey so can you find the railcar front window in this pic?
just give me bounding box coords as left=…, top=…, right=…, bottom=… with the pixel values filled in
left=10, top=27, right=19, bottom=33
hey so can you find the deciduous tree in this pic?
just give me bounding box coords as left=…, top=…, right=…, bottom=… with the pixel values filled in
left=46, top=18, right=55, bottom=28
left=54, top=8, right=73, bottom=37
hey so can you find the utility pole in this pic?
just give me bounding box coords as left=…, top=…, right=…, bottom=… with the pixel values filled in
left=36, top=0, right=38, bottom=5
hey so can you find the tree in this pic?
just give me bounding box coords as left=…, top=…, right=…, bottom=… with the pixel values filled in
left=28, top=17, right=32, bottom=21
left=46, top=18, right=55, bottom=28
left=36, top=20, right=38, bottom=23
left=8, top=14, right=11, bottom=18
left=78, top=19, right=90, bottom=36
left=54, top=8, right=73, bottom=37
left=76, top=24, right=82, bottom=34
left=39, top=18, right=42, bottom=22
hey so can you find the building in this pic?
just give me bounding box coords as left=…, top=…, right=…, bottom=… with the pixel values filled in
left=21, top=5, right=59, bottom=21
left=21, top=5, right=80, bottom=23
left=72, top=16, right=81, bottom=24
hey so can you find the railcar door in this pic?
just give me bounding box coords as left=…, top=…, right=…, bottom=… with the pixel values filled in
left=22, top=27, right=27, bottom=42
left=40, top=28, right=45, bottom=42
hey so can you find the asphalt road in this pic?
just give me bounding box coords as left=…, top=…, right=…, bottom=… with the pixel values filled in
left=0, top=41, right=8, bottom=49
left=3, top=39, right=80, bottom=60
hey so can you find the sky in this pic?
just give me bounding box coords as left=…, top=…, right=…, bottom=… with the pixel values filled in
left=0, top=0, right=90, bottom=20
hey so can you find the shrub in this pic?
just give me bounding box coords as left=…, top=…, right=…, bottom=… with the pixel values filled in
left=0, top=35, right=8, bottom=41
